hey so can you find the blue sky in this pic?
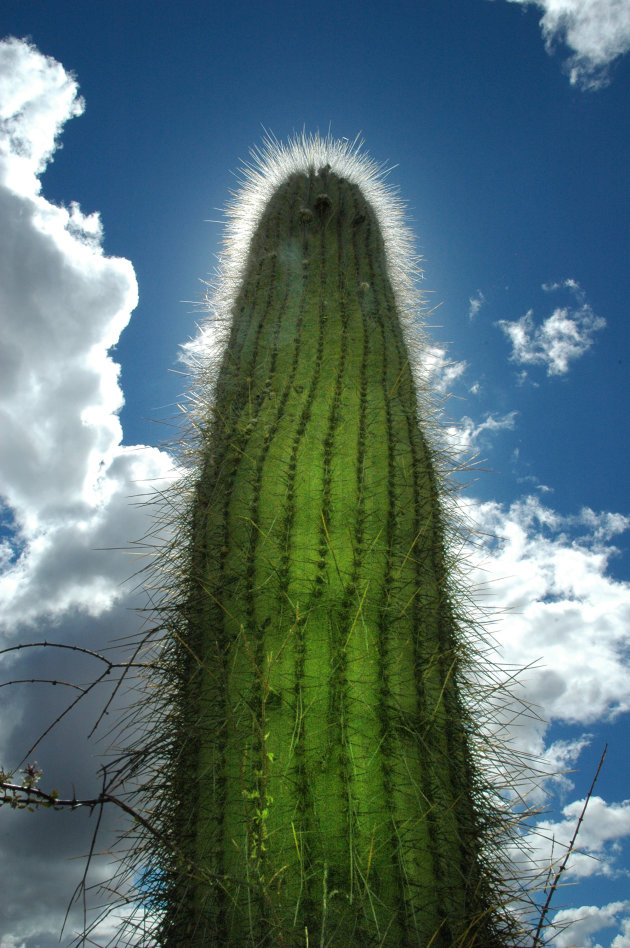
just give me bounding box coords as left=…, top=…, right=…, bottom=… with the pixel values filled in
left=1, top=1, right=629, bottom=945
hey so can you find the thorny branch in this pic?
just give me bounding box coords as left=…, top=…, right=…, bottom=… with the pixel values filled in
left=0, top=640, right=154, bottom=766
left=0, top=775, right=156, bottom=833
left=532, top=744, right=608, bottom=947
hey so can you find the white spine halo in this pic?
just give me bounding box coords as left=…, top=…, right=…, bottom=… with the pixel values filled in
left=182, top=132, right=425, bottom=378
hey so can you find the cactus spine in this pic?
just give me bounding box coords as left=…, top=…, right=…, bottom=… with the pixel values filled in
left=153, top=141, right=515, bottom=947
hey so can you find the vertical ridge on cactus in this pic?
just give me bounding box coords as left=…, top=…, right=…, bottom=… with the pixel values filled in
left=123, top=135, right=526, bottom=947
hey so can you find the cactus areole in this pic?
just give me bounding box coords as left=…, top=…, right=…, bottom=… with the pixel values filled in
left=158, top=138, right=515, bottom=947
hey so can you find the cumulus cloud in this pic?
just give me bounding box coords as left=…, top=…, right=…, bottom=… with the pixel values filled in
left=496, top=280, right=605, bottom=376
left=461, top=496, right=630, bottom=814
left=613, top=917, right=630, bottom=948
left=0, top=37, right=85, bottom=195
left=0, top=938, right=27, bottom=948
left=462, top=494, right=630, bottom=940
left=507, top=785, right=630, bottom=894
left=533, top=796, right=630, bottom=879
left=470, top=495, right=630, bottom=731
left=498, top=0, right=630, bottom=88
left=0, top=36, right=176, bottom=944
left=0, top=37, right=176, bottom=633
left=549, top=900, right=630, bottom=948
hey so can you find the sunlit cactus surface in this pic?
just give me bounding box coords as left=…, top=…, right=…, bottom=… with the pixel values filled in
left=145, top=137, right=518, bottom=948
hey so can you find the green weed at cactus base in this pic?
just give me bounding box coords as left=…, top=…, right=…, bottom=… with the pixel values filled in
left=159, top=164, right=517, bottom=946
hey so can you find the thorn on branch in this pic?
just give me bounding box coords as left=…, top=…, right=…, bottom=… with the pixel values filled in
left=532, top=744, right=608, bottom=947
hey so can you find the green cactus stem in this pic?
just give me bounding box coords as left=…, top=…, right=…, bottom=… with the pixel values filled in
left=146, top=139, right=520, bottom=947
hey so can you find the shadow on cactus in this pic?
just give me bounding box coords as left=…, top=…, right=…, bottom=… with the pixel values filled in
left=91, top=135, right=544, bottom=945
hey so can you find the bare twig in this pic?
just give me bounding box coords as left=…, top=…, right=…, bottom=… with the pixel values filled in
left=532, top=744, right=607, bottom=947
left=0, top=640, right=152, bottom=764
left=1, top=678, right=84, bottom=692
left=0, top=776, right=243, bottom=888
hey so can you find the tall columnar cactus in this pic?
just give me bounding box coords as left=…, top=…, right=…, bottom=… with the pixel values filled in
left=143, top=138, right=519, bottom=947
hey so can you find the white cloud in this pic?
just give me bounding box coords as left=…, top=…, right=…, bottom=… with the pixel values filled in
left=0, top=38, right=176, bottom=633
left=0, top=937, right=27, bottom=948
left=0, top=37, right=84, bottom=195
left=499, top=0, right=630, bottom=88
left=522, top=796, right=630, bottom=881
left=447, top=410, right=517, bottom=454
left=540, top=732, right=593, bottom=793
left=0, top=38, right=179, bottom=943
left=463, top=493, right=630, bottom=933
left=549, top=900, right=630, bottom=948
left=418, top=343, right=468, bottom=392
left=468, top=289, right=485, bottom=320
left=496, top=281, right=605, bottom=376
left=461, top=492, right=630, bottom=893
left=612, top=917, right=630, bottom=947
left=542, top=277, right=583, bottom=296
left=470, top=495, right=630, bottom=731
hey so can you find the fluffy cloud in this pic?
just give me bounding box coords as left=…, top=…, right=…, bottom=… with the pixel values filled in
left=498, top=0, right=630, bottom=88
left=0, top=38, right=176, bottom=633
left=469, top=495, right=630, bottom=731
left=460, top=495, right=630, bottom=941
left=549, top=900, right=630, bottom=948
left=533, top=796, right=630, bottom=879
left=613, top=917, right=630, bottom=948
left=455, top=493, right=629, bottom=847
left=462, top=494, right=626, bottom=725
left=0, top=36, right=175, bottom=944
left=496, top=280, right=605, bottom=376
left=0, top=37, right=84, bottom=195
